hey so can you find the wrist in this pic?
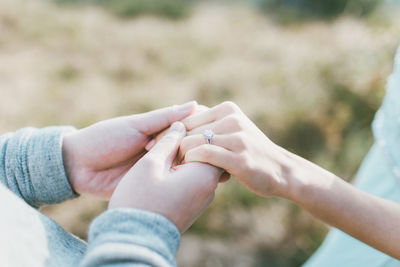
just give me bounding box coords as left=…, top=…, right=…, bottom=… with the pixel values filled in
left=268, top=145, right=298, bottom=199
left=279, top=148, right=336, bottom=206
left=62, top=131, right=80, bottom=194
left=253, top=142, right=294, bottom=199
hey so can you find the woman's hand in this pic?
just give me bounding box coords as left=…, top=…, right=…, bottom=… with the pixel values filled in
left=179, top=101, right=291, bottom=197
left=62, top=102, right=196, bottom=199
left=180, top=101, right=400, bottom=259
left=109, top=122, right=222, bottom=233
left=145, top=104, right=231, bottom=182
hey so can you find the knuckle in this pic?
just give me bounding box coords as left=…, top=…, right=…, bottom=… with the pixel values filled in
left=221, top=101, right=239, bottom=113
left=232, top=132, right=247, bottom=150
left=223, top=114, right=242, bottom=130
left=170, top=104, right=180, bottom=114
left=170, top=104, right=179, bottom=114
left=214, top=101, right=238, bottom=115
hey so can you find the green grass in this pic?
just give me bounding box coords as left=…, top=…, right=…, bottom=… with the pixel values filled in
left=257, top=0, right=383, bottom=23
left=53, top=0, right=193, bottom=19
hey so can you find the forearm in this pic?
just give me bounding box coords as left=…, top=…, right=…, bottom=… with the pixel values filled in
left=177, top=100, right=400, bottom=257
left=283, top=149, right=400, bottom=259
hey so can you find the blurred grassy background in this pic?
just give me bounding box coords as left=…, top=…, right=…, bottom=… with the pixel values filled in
left=0, top=0, right=399, bottom=266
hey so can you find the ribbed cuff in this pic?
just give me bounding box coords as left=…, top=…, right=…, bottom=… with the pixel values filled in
left=24, top=126, right=78, bottom=206
left=85, top=208, right=181, bottom=266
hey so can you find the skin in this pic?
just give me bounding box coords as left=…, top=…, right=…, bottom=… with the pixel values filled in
left=109, top=122, right=222, bottom=233
left=180, top=101, right=400, bottom=259
left=145, top=104, right=231, bottom=183
left=62, top=101, right=197, bottom=199
left=62, top=102, right=221, bottom=233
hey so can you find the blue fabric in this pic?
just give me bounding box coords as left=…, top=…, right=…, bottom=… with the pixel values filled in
left=0, top=127, right=180, bottom=266
left=303, top=46, right=400, bottom=266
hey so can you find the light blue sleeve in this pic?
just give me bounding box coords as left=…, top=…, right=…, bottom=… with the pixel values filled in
left=0, top=126, right=78, bottom=208
left=372, top=45, right=400, bottom=181
left=80, top=208, right=181, bottom=267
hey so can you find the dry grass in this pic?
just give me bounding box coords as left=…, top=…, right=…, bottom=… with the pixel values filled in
left=1, top=0, right=400, bottom=266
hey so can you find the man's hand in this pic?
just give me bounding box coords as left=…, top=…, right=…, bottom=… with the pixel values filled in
left=109, top=122, right=222, bottom=233
left=62, top=102, right=196, bottom=199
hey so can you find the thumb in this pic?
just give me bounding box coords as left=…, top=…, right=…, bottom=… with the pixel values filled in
left=144, top=122, right=186, bottom=169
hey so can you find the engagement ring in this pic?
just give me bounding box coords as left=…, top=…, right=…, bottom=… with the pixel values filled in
left=203, top=129, right=214, bottom=145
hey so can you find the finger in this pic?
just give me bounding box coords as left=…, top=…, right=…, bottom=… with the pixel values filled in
left=179, top=134, right=236, bottom=162
left=187, top=115, right=242, bottom=136
left=181, top=108, right=216, bottom=131
left=193, top=104, right=210, bottom=114
left=145, top=127, right=169, bottom=151
left=134, top=101, right=197, bottom=135
left=182, top=101, right=240, bottom=131
left=177, top=162, right=222, bottom=193
left=184, top=144, right=239, bottom=174
left=144, top=122, right=186, bottom=169
left=145, top=105, right=210, bottom=151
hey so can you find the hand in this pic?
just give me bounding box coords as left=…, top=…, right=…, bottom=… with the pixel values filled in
left=145, top=104, right=231, bottom=182
left=143, top=104, right=210, bottom=151
left=62, top=102, right=197, bottom=199
left=108, top=122, right=222, bottom=233
left=179, top=101, right=290, bottom=197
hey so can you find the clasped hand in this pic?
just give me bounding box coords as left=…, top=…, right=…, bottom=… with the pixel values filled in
left=63, top=101, right=287, bottom=233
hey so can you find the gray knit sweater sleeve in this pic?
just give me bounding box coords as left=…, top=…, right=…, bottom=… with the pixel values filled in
left=80, top=208, right=181, bottom=267
left=0, top=126, right=77, bottom=208
left=0, top=126, right=181, bottom=266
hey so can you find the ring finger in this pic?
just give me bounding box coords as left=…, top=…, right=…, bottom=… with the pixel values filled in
left=179, top=133, right=236, bottom=162
left=187, top=117, right=241, bottom=136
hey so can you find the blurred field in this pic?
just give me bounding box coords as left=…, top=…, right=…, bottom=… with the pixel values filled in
left=1, top=0, right=400, bottom=266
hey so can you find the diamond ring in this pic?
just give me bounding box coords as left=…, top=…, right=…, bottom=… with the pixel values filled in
left=203, top=129, right=214, bottom=145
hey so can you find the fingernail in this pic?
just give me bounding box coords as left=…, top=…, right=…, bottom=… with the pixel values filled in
left=178, top=101, right=197, bottom=115
left=170, top=121, right=186, bottom=133
left=145, top=139, right=155, bottom=151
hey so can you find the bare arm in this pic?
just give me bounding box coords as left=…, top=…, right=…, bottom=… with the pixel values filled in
left=283, top=149, right=400, bottom=258
left=180, top=101, right=400, bottom=259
